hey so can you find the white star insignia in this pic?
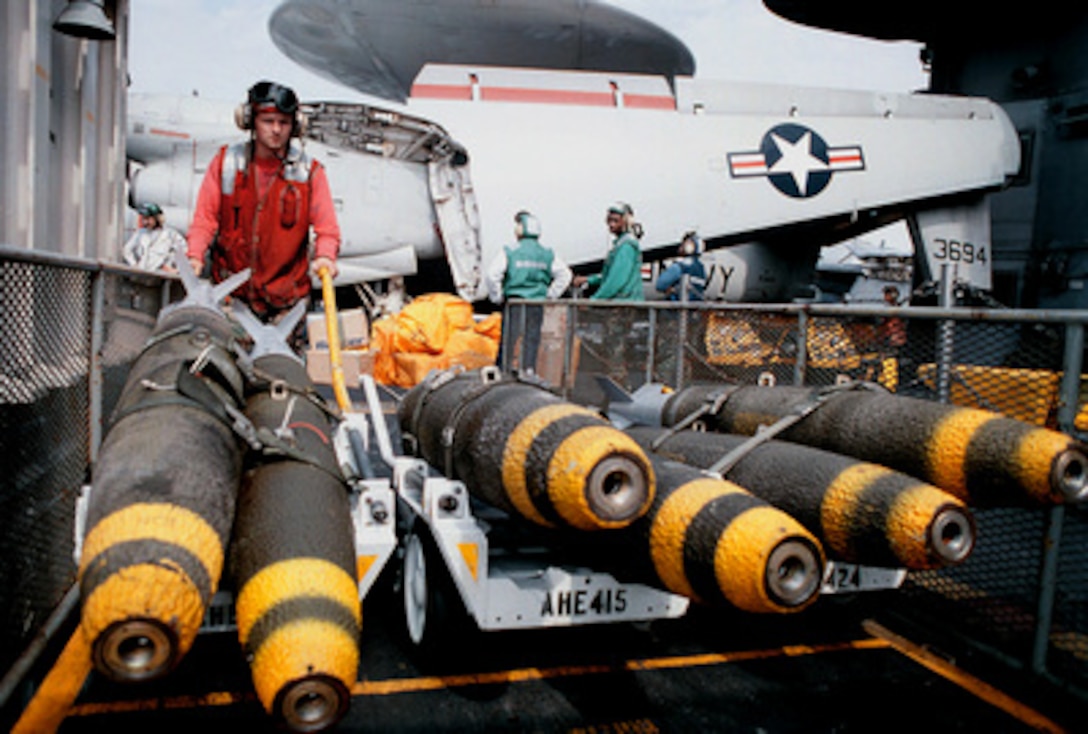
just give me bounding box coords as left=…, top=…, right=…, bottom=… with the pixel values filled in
left=768, top=131, right=828, bottom=196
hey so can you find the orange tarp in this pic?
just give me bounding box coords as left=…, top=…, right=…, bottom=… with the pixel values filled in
left=372, top=293, right=500, bottom=387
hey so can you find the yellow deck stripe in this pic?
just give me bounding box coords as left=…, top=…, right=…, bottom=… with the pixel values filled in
left=12, top=628, right=93, bottom=733
left=66, top=625, right=1067, bottom=732
left=67, top=637, right=890, bottom=716
left=864, top=619, right=1068, bottom=734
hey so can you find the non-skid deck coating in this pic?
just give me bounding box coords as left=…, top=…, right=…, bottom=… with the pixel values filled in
left=56, top=591, right=1074, bottom=734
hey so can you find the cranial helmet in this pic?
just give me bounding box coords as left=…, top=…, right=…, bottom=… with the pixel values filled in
left=235, top=80, right=304, bottom=135
left=607, top=201, right=635, bottom=233
left=679, top=231, right=704, bottom=256
left=514, top=210, right=541, bottom=238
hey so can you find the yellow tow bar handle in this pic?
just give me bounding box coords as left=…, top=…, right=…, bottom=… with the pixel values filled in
left=318, top=266, right=352, bottom=412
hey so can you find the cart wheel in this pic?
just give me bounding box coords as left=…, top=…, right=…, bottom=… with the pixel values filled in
left=402, top=528, right=462, bottom=651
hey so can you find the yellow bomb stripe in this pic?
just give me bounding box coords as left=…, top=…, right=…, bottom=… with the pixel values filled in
left=1014, top=428, right=1073, bottom=503
left=821, top=463, right=893, bottom=558
left=80, top=502, right=225, bottom=588
left=235, top=558, right=361, bottom=645
left=501, top=403, right=600, bottom=527
left=886, top=484, right=967, bottom=569
left=925, top=407, right=996, bottom=498
left=649, top=478, right=744, bottom=602
left=80, top=563, right=206, bottom=651
left=249, top=619, right=360, bottom=712
left=548, top=426, right=653, bottom=530
left=715, top=506, right=819, bottom=613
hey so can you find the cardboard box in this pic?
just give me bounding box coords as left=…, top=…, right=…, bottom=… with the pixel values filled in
left=306, top=347, right=374, bottom=388
left=307, top=309, right=369, bottom=350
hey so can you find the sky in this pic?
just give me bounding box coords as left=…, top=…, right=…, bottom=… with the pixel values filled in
left=128, top=0, right=929, bottom=103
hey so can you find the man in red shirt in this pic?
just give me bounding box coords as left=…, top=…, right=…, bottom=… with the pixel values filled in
left=187, top=80, right=340, bottom=323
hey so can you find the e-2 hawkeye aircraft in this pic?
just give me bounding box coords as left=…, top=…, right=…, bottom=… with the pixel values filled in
left=126, top=0, right=1021, bottom=303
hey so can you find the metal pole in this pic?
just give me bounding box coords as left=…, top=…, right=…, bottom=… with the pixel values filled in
left=676, top=275, right=690, bottom=388
left=936, top=263, right=956, bottom=403
left=499, top=301, right=511, bottom=372
left=0, top=584, right=80, bottom=710
left=646, top=304, right=657, bottom=385
left=88, top=269, right=106, bottom=464
left=1031, top=321, right=1084, bottom=674
left=561, top=302, right=577, bottom=400
left=794, top=310, right=808, bottom=386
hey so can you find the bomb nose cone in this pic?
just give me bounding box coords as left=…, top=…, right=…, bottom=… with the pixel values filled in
left=278, top=676, right=350, bottom=733
left=1053, top=448, right=1088, bottom=503
left=765, top=539, right=823, bottom=608
left=93, top=619, right=177, bottom=682
left=584, top=454, right=652, bottom=523
left=929, top=506, right=976, bottom=565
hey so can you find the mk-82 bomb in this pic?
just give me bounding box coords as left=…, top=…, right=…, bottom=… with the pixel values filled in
left=627, top=427, right=975, bottom=570
left=399, top=369, right=654, bottom=530
left=609, top=457, right=825, bottom=613
left=608, top=381, right=1088, bottom=507
left=229, top=304, right=360, bottom=733
left=78, top=264, right=251, bottom=682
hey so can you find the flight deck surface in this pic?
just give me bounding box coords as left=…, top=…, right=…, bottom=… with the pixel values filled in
left=58, top=592, right=1075, bottom=733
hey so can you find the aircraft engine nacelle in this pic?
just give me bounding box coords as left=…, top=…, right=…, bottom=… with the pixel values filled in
left=701, top=242, right=821, bottom=303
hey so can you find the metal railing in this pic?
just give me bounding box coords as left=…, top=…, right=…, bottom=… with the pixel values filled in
left=0, top=245, right=177, bottom=697
left=2, top=248, right=1085, bottom=705
left=502, top=296, right=1088, bottom=699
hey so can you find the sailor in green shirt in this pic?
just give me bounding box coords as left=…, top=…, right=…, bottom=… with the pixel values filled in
left=574, top=202, right=644, bottom=300
left=486, top=210, right=572, bottom=374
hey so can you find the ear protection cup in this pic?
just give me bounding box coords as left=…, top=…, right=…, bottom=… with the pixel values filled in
left=514, top=210, right=540, bottom=238
left=234, top=103, right=252, bottom=131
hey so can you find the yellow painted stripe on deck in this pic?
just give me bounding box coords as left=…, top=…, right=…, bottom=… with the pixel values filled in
left=12, top=627, right=94, bottom=734
left=864, top=619, right=1067, bottom=734
left=67, top=637, right=891, bottom=716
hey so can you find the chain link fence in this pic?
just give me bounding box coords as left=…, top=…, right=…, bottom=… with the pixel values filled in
left=0, top=247, right=175, bottom=685
left=504, top=297, right=1088, bottom=698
